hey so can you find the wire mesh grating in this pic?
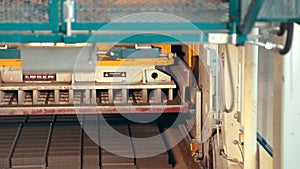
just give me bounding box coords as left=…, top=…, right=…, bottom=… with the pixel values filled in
left=258, top=0, right=300, bottom=20
left=0, top=0, right=50, bottom=23
left=257, top=46, right=274, bottom=147
left=75, top=0, right=229, bottom=23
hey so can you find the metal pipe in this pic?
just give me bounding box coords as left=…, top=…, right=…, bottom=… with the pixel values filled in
left=65, top=0, right=74, bottom=36
left=196, top=91, right=202, bottom=142
left=237, top=58, right=242, bottom=113
left=243, top=28, right=259, bottom=169
left=237, top=47, right=244, bottom=125
left=97, top=50, right=169, bottom=57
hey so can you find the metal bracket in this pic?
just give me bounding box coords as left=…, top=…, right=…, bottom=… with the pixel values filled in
left=208, top=33, right=229, bottom=44
left=64, top=0, right=75, bottom=36
left=239, top=0, right=264, bottom=34
left=0, top=44, right=8, bottom=49
left=247, top=40, right=283, bottom=51
left=247, top=25, right=284, bottom=51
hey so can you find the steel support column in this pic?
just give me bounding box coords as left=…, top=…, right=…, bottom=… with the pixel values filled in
left=279, top=23, right=300, bottom=169
left=243, top=28, right=259, bottom=169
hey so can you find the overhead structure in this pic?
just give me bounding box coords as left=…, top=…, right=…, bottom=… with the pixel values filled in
left=0, top=0, right=298, bottom=44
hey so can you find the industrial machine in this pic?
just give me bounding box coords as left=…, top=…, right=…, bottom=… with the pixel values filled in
left=0, top=0, right=299, bottom=169
left=0, top=44, right=191, bottom=115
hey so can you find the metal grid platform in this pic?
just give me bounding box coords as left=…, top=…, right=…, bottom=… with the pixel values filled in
left=0, top=0, right=298, bottom=43
left=0, top=0, right=49, bottom=23
left=258, top=0, right=300, bottom=21
left=241, top=0, right=300, bottom=23
left=75, top=0, right=229, bottom=23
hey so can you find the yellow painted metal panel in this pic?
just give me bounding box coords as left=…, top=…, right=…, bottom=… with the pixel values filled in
left=0, top=58, right=173, bottom=67
left=97, top=57, right=174, bottom=66
left=0, top=59, right=22, bottom=66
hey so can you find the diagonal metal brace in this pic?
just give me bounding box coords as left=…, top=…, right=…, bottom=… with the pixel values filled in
left=239, top=0, right=264, bottom=34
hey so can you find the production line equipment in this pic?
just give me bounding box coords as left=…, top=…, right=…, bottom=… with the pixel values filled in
left=0, top=44, right=190, bottom=115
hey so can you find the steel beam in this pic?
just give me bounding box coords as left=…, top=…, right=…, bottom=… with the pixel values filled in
left=0, top=34, right=62, bottom=43
left=0, top=82, right=176, bottom=91
left=239, top=0, right=264, bottom=34
left=229, top=0, right=240, bottom=34
left=0, top=33, right=248, bottom=44
left=64, top=33, right=208, bottom=44
left=70, top=22, right=228, bottom=32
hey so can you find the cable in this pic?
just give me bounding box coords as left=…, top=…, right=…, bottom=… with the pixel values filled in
left=211, top=130, right=244, bottom=169
left=210, top=136, right=217, bottom=169
left=237, top=144, right=244, bottom=161
left=279, top=23, right=294, bottom=55
left=233, top=140, right=244, bottom=161
left=217, top=56, right=225, bottom=113
left=220, top=151, right=244, bottom=169
left=222, top=45, right=235, bottom=113
left=277, top=23, right=287, bottom=36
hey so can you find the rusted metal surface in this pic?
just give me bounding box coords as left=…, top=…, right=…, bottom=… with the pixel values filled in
left=0, top=105, right=189, bottom=115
